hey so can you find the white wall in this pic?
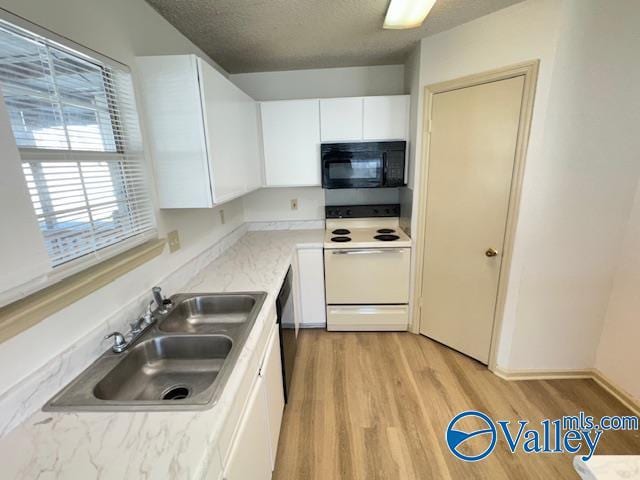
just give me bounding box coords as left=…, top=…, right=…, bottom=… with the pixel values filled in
left=0, top=0, right=244, bottom=394
left=410, top=0, right=640, bottom=377
left=409, top=0, right=563, bottom=363
left=233, top=65, right=406, bottom=222
left=596, top=180, right=640, bottom=403
left=500, top=0, right=640, bottom=372
left=230, top=65, right=405, bottom=101
left=325, top=188, right=401, bottom=207
left=243, top=187, right=325, bottom=222
left=400, top=41, right=421, bottom=235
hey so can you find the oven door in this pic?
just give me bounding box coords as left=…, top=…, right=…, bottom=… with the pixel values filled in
left=322, top=151, right=384, bottom=189
left=324, top=248, right=410, bottom=304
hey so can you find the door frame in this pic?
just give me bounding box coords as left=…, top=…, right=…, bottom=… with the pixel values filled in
left=413, top=60, right=539, bottom=371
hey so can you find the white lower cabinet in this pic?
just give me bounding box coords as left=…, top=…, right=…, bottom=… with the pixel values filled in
left=223, top=374, right=271, bottom=480
left=297, top=248, right=326, bottom=327
left=261, top=325, right=285, bottom=468
left=222, top=322, right=284, bottom=480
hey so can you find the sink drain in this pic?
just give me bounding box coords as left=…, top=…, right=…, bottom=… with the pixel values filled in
left=161, top=385, right=191, bottom=400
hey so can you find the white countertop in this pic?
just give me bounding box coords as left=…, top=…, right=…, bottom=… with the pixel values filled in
left=574, top=455, right=640, bottom=480
left=0, top=229, right=324, bottom=480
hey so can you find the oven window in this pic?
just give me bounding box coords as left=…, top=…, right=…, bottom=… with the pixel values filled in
left=329, top=159, right=381, bottom=180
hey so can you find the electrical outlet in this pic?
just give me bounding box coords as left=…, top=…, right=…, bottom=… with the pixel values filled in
left=167, top=230, right=181, bottom=253
left=219, top=209, right=225, bottom=225
left=291, top=198, right=298, bottom=211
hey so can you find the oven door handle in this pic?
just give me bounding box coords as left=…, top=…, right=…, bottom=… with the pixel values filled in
left=331, top=249, right=405, bottom=255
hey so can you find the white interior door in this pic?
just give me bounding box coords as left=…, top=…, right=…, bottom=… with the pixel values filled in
left=419, top=76, right=525, bottom=364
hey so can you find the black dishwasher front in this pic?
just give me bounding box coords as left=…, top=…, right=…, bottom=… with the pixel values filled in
left=276, top=266, right=296, bottom=403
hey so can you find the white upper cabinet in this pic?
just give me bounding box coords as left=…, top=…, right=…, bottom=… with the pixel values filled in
left=137, top=55, right=262, bottom=208
left=363, top=95, right=410, bottom=141
left=260, top=99, right=321, bottom=187
left=320, top=97, right=363, bottom=142
left=319, top=95, right=409, bottom=143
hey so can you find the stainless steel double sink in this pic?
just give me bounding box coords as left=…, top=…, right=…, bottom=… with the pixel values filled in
left=45, top=292, right=266, bottom=412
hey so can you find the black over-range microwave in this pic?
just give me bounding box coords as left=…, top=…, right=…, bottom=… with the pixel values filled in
left=321, top=141, right=406, bottom=189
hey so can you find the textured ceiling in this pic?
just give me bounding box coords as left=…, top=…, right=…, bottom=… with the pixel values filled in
left=146, top=0, right=525, bottom=73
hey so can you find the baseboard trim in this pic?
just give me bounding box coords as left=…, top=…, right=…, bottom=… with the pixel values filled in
left=299, top=323, right=326, bottom=329
left=327, top=325, right=408, bottom=332
left=591, top=369, right=640, bottom=417
left=493, top=367, right=640, bottom=416
left=493, top=367, right=593, bottom=381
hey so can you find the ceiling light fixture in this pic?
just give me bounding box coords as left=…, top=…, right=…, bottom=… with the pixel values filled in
left=383, top=0, right=437, bottom=29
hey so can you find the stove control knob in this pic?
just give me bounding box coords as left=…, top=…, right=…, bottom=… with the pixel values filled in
left=346, top=209, right=352, bottom=216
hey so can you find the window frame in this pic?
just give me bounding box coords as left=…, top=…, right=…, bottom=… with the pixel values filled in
left=0, top=9, right=159, bottom=309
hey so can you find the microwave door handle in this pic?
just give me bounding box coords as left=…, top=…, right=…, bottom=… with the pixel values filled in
left=382, top=152, right=388, bottom=185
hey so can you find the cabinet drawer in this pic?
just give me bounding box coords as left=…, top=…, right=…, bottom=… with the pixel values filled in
left=327, top=304, right=409, bottom=331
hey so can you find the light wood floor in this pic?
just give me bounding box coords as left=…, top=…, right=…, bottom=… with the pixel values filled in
left=273, top=330, right=639, bottom=480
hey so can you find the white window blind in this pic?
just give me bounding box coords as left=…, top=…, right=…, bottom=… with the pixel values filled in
left=0, top=20, right=155, bottom=268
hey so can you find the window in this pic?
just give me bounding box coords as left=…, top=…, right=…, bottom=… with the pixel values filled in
left=0, top=20, right=155, bottom=268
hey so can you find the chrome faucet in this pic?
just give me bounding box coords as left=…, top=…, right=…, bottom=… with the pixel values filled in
left=130, top=300, right=155, bottom=334
left=152, top=286, right=172, bottom=314
left=105, top=332, right=127, bottom=353
left=105, top=287, right=173, bottom=353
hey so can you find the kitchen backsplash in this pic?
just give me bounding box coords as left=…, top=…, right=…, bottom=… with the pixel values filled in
left=0, top=222, right=249, bottom=438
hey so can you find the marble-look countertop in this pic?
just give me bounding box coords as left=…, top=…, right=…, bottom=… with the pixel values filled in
left=574, top=455, right=640, bottom=480
left=0, top=229, right=324, bottom=479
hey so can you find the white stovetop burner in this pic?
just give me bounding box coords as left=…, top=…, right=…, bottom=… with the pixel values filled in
left=324, top=217, right=411, bottom=249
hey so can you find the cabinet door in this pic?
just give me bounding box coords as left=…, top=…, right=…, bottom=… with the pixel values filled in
left=297, top=248, right=326, bottom=327
left=137, top=55, right=212, bottom=208
left=198, top=58, right=261, bottom=204
left=261, top=100, right=321, bottom=186
left=223, top=376, right=271, bottom=480
left=320, top=97, right=363, bottom=142
left=363, top=95, right=409, bottom=140
left=260, top=324, right=285, bottom=469
left=244, top=101, right=263, bottom=193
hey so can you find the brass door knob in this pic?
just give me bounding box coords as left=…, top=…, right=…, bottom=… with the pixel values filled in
left=485, top=248, right=498, bottom=257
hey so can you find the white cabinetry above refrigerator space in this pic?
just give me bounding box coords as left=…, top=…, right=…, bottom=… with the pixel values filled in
left=137, top=55, right=261, bottom=208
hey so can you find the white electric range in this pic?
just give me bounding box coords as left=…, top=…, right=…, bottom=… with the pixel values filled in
left=323, top=204, right=411, bottom=331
